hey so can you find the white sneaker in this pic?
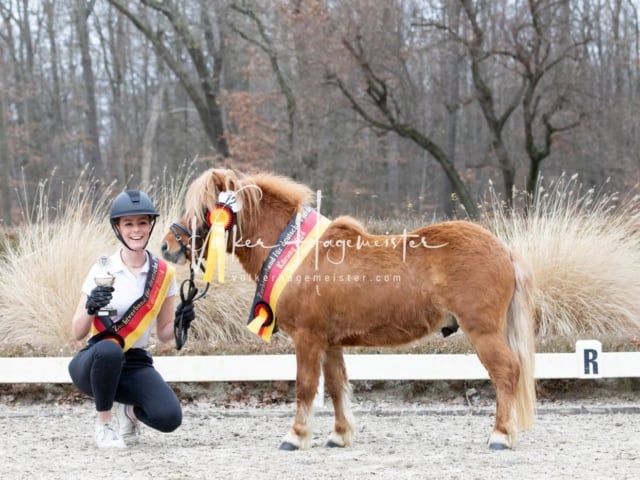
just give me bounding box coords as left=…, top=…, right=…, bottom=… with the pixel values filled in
left=114, top=402, right=141, bottom=437
left=94, top=422, right=126, bottom=449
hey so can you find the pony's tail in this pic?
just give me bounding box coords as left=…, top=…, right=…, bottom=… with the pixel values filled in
left=506, top=251, right=537, bottom=431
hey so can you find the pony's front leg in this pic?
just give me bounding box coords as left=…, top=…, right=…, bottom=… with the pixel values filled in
left=323, top=346, right=354, bottom=448
left=279, top=343, right=323, bottom=451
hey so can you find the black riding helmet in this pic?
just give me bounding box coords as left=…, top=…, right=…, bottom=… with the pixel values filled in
left=109, top=190, right=159, bottom=250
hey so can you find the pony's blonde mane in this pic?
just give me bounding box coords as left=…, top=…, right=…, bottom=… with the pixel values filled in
left=250, top=171, right=315, bottom=210
left=183, top=168, right=315, bottom=235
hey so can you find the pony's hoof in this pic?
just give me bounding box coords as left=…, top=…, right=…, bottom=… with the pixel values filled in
left=488, top=442, right=507, bottom=450
left=325, top=440, right=344, bottom=448
left=279, top=441, right=299, bottom=451
left=487, top=431, right=511, bottom=450
left=488, top=442, right=508, bottom=450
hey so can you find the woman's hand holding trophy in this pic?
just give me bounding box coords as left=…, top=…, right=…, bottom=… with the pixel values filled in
left=86, top=255, right=117, bottom=321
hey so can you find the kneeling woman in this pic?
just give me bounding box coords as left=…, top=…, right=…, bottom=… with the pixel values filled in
left=68, top=190, right=194, bottom=449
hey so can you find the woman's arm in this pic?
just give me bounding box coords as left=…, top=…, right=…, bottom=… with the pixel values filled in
left=71, top=294, right=93, bottom=341
left=156, top=294, right=177, bottom=343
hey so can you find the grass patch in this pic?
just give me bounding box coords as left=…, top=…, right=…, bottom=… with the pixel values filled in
left=483, top=174, right=640, bottom=337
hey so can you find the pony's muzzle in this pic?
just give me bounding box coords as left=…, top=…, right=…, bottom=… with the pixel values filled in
left=160, top=241, right=186, bottom=264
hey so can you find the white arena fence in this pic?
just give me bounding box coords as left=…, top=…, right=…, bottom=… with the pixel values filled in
left=1, top=340, right=638, bottom=385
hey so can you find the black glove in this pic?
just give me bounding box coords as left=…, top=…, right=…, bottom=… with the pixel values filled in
left=174, top=301, right=195, bottom=350
left=85, top=286, right=114, bottom=315
left=175, top=301, right=195, bottom=328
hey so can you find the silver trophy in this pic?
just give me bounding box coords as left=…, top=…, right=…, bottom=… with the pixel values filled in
left=94, top=255, right=117, bottom=319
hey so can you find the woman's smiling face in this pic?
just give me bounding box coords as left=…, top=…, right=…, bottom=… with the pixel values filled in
left=117, top=215, right=153, bottom=249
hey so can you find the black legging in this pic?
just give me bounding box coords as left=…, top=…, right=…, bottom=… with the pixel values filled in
left=68, top=340, right=182, bottom=433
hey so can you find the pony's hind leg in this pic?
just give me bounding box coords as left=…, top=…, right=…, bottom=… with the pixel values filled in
left=323, top=347, right=354, bottom=448
left=280, top=341, right=324, bottom=451
left=468, top=331, right=520, bottom=450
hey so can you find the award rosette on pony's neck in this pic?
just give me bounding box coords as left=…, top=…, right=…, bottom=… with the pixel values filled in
left=247, top=205, right=330, bottom=342
left=202, top=191, right=240, bottom=284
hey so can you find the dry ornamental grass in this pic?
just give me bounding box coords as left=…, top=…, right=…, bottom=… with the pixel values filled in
left=0, top=170, right=639, bottom=357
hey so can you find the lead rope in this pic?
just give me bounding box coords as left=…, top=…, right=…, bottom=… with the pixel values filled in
left=174, top=260, right=210, bottom=350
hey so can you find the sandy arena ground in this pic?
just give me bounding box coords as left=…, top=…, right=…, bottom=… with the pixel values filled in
left=1, top=395, right=639, bottom=480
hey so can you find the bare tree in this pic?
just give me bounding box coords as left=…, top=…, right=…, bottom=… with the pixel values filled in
left=325, top=0, right=590, bottom=214
left=106, top=0, right=230, bottom=157
left=229, top=3, right=297, bottom=149
left=512, top=0, right=585, bottom=203
left=327, top=11, right=478, bottom=216
left=0, top=0, right=43, bottom=179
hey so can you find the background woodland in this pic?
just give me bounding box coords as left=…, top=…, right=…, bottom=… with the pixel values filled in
left=1, top=0, right=639, bottom=224
left=1, top=1, right=640, bottom=354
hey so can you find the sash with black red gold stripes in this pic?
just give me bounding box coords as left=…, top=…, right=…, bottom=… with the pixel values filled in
left=247, top=205, right=330, bottom=342
left=89, top=253, right=175, bottom=351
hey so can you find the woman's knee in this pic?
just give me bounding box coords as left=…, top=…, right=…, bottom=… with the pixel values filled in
left=142, top=403, right=182, bottom=433
left=159, top=402, right=183, bottom=432
left=93, top=340, right=125, bottom=363
left=163, top=408, right=183, bottom=433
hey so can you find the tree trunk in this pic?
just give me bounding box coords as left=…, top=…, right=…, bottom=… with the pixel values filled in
left=443, top=1, right=462, bottom=218
left=0, top=93, right=12, bottom=225
left=44, top=1, right=63, bottom=132
left=141, top=85, right=164, bottom=185
left=75, top=0, right=103, bottom=178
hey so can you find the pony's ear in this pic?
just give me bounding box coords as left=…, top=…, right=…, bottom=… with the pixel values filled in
left=210, top=169, right=229, bottom=191
left=210, top=168, right=241, bottom=193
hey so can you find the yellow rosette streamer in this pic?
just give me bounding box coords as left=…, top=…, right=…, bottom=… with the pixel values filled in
left=202, top=204, right=234, bottom=284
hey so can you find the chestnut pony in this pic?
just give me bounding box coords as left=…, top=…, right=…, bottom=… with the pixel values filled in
left=161, top=168, right=536, bottom=451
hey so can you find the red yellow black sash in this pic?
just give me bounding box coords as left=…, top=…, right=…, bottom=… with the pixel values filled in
left=90, top=253, right=175, bottom=351
left=247, top=206, right=330, bottom=342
